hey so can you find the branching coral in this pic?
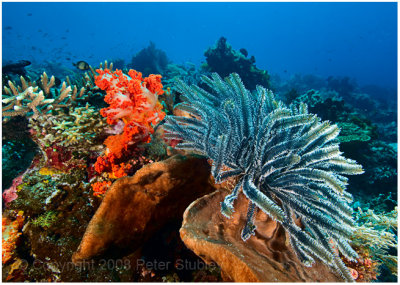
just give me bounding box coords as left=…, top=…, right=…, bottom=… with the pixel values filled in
left=93, top=68, right=165, bottom=178
left=2, top=72, right=87, bottom=121
left=164, top=73, right=364, bottom=281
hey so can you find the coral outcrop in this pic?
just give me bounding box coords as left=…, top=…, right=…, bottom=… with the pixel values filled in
left=72, top=154, right=214, bottom=263
left=202, top=37, right=270, bottom=90
left=180, top=189, right=342, bottom=282
left=129, top=42, right=169, bottom=76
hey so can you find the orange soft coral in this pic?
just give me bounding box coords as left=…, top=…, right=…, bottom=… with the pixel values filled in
left=92, top=181, right=112, bottom=197
left=2, top=212, right=24, bottom=264
left=94, top=69, right=165, bottom=180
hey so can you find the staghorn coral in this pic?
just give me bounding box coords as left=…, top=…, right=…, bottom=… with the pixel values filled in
left=2, top=72, right=87, bottom=121
left=93, top=68, right=165, bottom=179
left=164, top=73, right=364, bottom=281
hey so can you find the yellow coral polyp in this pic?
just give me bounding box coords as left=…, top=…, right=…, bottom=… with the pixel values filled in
left=39, top=167, right=61, bottom=176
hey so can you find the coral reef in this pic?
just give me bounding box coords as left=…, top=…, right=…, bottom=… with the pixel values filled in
left=1, top=46, right=396, bottom=283
left=285, top=89, right=395, bottom=201
left=165, top=73, right=363, bottom=281
left=181, top=189, right=343, bottom=282
left=72, top=154, right=214, bottom=263
left=346, top=140, right=397, bottom=199
left=203, top=37, right=270, bottom=90
left=3, top=165, right=100, bottom=281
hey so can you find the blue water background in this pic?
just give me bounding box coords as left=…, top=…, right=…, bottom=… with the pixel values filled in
left=2, top=2, right=397, bottom=91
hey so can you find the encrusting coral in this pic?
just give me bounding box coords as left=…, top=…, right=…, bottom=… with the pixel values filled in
left=28, top=103, right=107, bottom=150
left=164, top=73, right=364, bottom=281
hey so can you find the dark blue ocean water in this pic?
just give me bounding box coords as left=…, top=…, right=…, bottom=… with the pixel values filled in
left=2, top=2, right=397, bottom=91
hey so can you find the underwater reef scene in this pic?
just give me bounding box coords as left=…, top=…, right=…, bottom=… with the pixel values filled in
left=2, top=2, right=397, bottom=283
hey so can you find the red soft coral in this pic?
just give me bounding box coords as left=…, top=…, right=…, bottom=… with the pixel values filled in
left=94, top=69, right=165, bottom=182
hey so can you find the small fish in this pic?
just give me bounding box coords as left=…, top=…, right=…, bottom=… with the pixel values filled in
left=66, top=57, right=71, bottom=61
left=4, top=26, right=13, bottom=30
left=27, top=13, right=32, bottom=16
left=61, top=36, right=67, bottom=40
left=73, top=61, right=90, bottom=70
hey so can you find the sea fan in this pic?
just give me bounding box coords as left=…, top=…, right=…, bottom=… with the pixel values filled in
left=164, top=73, right=364, bottom=281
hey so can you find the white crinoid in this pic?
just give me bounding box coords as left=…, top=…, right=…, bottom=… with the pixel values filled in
left=164, top=73, right=364, bottom=282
